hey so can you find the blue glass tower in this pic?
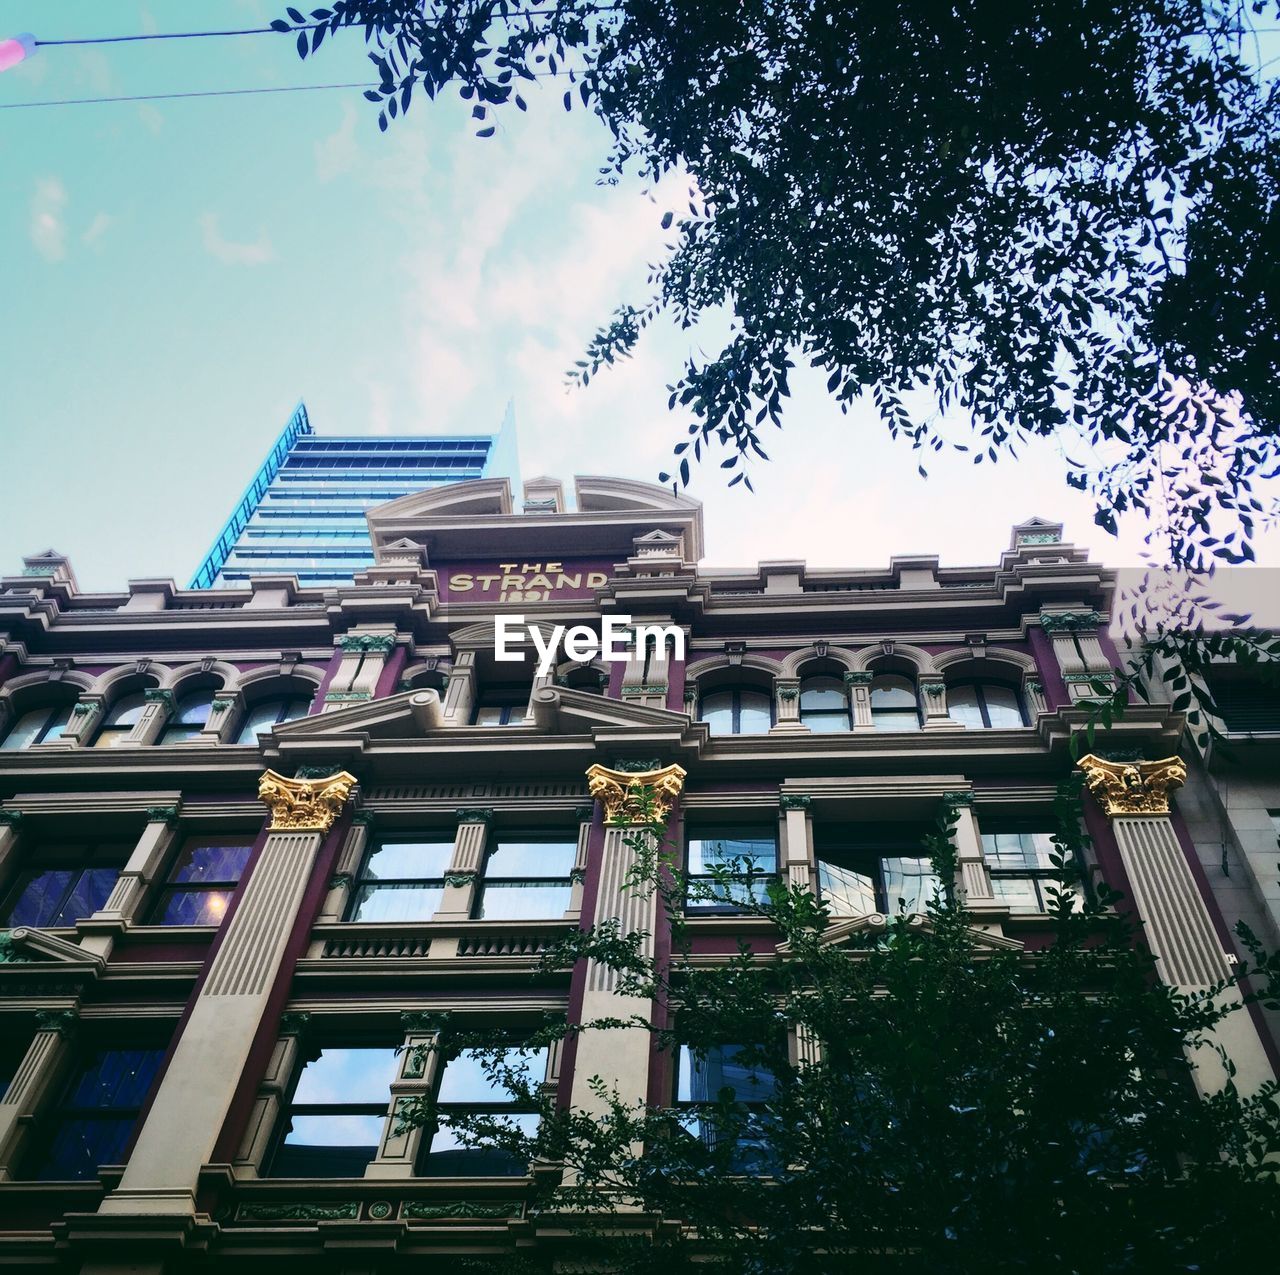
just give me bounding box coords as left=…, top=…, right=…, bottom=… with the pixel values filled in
left=190, top=401, right=520, bottom=588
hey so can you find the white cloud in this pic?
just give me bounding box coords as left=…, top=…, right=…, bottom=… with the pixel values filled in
left=198, top=213, right=275, bottom=266
left=136, top=103, right=164, bottom=136
left=30, top=178, right=67, bottom=262
left=82, top=213, right=113, bottom=246
left=315, top=102, right=359, bottom=182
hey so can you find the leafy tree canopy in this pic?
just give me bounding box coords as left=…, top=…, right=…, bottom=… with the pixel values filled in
left=279, top=1, right=1280, bottom=569
left=401, top=788, right=1280, bottom=1273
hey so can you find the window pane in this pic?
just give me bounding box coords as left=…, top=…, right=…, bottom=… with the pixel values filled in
left=102, top=693, right=147, bottom=728
left=1, top=705, right=69, bottom=750
left=678, top=1045, right=776, bottom=1104
left=688, top=835, right=777, bottom=874
left=991, top=876, right=1041, bottom=914
left=799, top=681, right=845, bottom=709
left=486, top=840, right=576, bottom=878
left=946, top=684, right=985, bottom=728
left=33, top=1115, right=135, bottom=1180
left=69, top=1047, right=164, bottom=1110
left=170, top=842, right=253, bottom=884
left=699, top=691, right=735, bottom=734
left=421, top=1112, right=539, bottom=1177
left=293, top=1047, right=400, bottom=1106
left=153, top=888, right=234, bottom=926
left=477, top=882, right=571, bottom=919
left=983, top=685, right=1024, bottom=727
left=236, top=700, right=285, bottom=743
left=275, top=1114, right=385, bottom=1178
left=3, top=869, right=75, bottom=926
left=436, top=1048, right=546, bottom=1104
left=53, top=868, right=121, bottom=925
left=881, top=857, right=939, bottom=913
left=870, top=675, right=916, bottom=708
left=349, top=882, right=444, bottom=922
left=818, top=861, right=876, bottom=917
left=737, top=691, right=772, bottom=734
left=159, top=725, right=204, bottom=744
left=363, top=841, right=454, bottom=881
left=172, top=695, right=213, bottom=726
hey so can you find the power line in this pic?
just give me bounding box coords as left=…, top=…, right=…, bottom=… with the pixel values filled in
left=33, top=26, right=311, bottom=48
left=0, top=81, right=373, bottom=110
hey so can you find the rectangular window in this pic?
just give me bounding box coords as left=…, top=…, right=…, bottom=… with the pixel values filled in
left=421, top=1046, right=546, bottom=1177
left=150, top=838, right=254, bottom=926
left=685, top=828, right=779, bottom=912
left=474, top=836, right=576, bottom=920
left=348, top=839, right=454, bottom=922
left=26, top=1044, right=165, bottom=1180
left=981, top=830, right=1083, bottom=914
left=1, top=841, right=128, bottom=928
left=675, top=1043, right=777, bottom=1171
left=270, top=1045, right=400, bottom=1178
left=816, top=826, right=940, bottom=917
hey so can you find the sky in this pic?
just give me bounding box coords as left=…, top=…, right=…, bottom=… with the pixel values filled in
left=2, top=0, right=1279, bottom=597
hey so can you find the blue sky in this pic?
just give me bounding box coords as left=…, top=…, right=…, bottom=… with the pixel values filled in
left=2, top=0, right=1278, bottom=594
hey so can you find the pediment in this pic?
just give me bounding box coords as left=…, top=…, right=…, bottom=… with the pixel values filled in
left=777, top=912, right=1023, bottom=955
left=0, top=927, right=106, bottom=971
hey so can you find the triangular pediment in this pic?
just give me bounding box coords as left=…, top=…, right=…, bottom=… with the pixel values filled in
left=1, top=927, right=106, bottom=971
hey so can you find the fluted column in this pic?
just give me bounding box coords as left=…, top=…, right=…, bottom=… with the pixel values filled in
left=920, top=678, right=961, bottom=730
left=440, top=650, right=477, bottom=725
left=432, top=809, right=492, bottom=925
left=566, top=808, right=594, bottom=919
left=324, top=633, right=396, bottom=710
left=1079, top=754, right=1275, bottom=1095
left=122, top=689, right=173, bottom=746
left=0, top=1010, right=77, bottom=1180
left=1042, top=611, right=1115, bottom=703
left=772, top=679, right=805, bottom=732
left=60, top=695, right=104, bottom=747
left=780, top=795, right=813, bottom=892
left=231, top=1012, right=310, bottom=1178
left=570, top=765, right=686, bottom=1123
left=367, top=1012, right=449, bottom=1178
left=203, top=692, right=243, bottom=744
left=98, top=769, right=357, bottom=1216
left=946, top=794, right=1004, bottom=928
left=845, top=671, right=875, bottom=731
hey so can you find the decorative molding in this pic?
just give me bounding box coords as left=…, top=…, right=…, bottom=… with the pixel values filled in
left=1016, top=531, right=1060, bottom=546
left=237, top=1201, right=359, bottom=1222
left=402, top=1200, right=522, bottom=1220
left=323, top=691, right=372, bottom=703
left=144, top=805, right=179, bottom=826
left=455, top=808, right=493, bottom=825
left=779, top=794, right=811, bottom=811
left=328, top=873, right=353, bottom=890
left=34, top=1009, right=78, bottom=1037
left=401, top=1010, right=450, bottom=1035
left=296, top=764, right=344, bottom=779
left=1040, top=610, right=1102, bottom=633
left=586, top=762, right=687, bottom=823
left=611, top=759, right=663, bottom=774
left=1025, top=678, right=1043, bottom=694
left=368, top=1200, right=394, bottom=1220
left=0, top=811, right=23, bottom=829
left=573, top=806, right=595, bottom=822
left=443, top=871, right=477, bottom=887
left=942, top=791, right=975, bottom=808
left=352, top=810, right=377, bottom=827
left=0, top=933, right=30, bottom=964
left=1077, top=754, right=1187, bottom=817
left=918, top=678, right=946, bottom=694
left=71, top=702, right=97, bottom=716
left=258, top=769, right=358, bottom=832
left=777, top=687, right=799, bottom=701
left=843, top=671, right=874, bottom=686
left=210, top=698, right=236, bottom=712
left=339, top=634, right=397, bottom=654
left=569, top=867, right=587, bottom=884
left=621, top=684, right=669, bottom=696
left=278, top=1011, right=311, bottom=1037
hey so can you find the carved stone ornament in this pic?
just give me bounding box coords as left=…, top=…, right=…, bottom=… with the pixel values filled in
left=1040, top=610, right=1102, bottom=633
left=779, top=794, right=811, bottom=811
left=145, top=805, right=179, bottom=826
left=1077, top=754, right=1187, bottom=817
left=844, top=671, right=874, bottom=686
left=258, top=769, right=358, bottom=832
left=586, top=762, right=687, bottom=823
left=339, top=633, right=397, bottom=654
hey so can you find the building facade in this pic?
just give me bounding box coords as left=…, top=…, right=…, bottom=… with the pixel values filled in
left=0, top=477, right=1275, bottom=1271
left=189, top=401, right=520, bottom=589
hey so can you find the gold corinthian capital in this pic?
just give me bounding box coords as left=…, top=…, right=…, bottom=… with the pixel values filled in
left=586, top=763, right=687, bottom=824
left=1077, top=754, right=1187, bottom=818
left=258, top=769, right=359, bottom=832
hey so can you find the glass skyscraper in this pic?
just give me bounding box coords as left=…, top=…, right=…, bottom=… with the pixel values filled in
left=190, top=401, right=519, bottom=588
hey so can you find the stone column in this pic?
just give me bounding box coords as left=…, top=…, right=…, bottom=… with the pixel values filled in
left=440, top=650, right=477, bottom=726
left=60, top=696, right=104, bottom=748
left=0, top=811, right=24, bottom=883
left=431, top=809, right=492, bottom=929
left=570, top=765, right=686, bottom=1122
left=122, top=689, right=173, bottom=747
left=366, top=1012, right=448, bottom=1178
left=203, top=692, right=243, bottom=745
left=1023, top=677, right=1048, bottom=718
left=1041, top=611, right=1115, bottom=703
left=845, top=672, right=875, bottom=731
left=231, top=1012, right=311, bottom=1178
left=312, top=813, right=373, bottom=932
left=620, top=624, right=671, bottom=710
left=920, top=678, right=961, bottom=730
left=780, top=795, right=813, bottom=892
left=79, top=806, right=181, bottom=961
left=772, top=679, right=805, bottom=732
left=1079, top=754, right=1275, bottom=1096
left=945, top=794, right=1004, bottom=928
left=566, top=808, right=594, bottom=919
left=0, top=1010, right=77, bottom=1181
left=97, top=768, right=357, bottom=1216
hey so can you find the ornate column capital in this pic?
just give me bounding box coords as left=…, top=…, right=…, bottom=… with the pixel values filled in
left=586, top=762, right=687, bottom=824
left=145, top=805, right=180, bottom=827
left=1077, top=754, right=1186, bottom=817
left=278, top=1011, right=311, bottom=1037
left=455, top=807, right=493, bottom=825
left=779, top=794, right=811, bottom=811
left=0, top=810, right=23, bottom=829
left=34, top=1009, right=78, bottom=1038
left=338, top=633, right=397, bottom=653
left=258, top=769, right=358, bottom=832
left=143, top=688, right=177, bottom=714
left=1040, top=609, right=1102, bottom=633
left=843, top=671, right=874, bottom=687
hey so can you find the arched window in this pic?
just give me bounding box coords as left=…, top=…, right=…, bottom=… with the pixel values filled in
left=159, top=692, right=214, bottom=745
left=699, top=686, right=772, bottom=735
left=236, top=691, right=315, bottom=743
left=1, top=703, right=72, bottom=750
left=947, top=681, right=1026, bottom=729
left=562, top=666, right=606, bottom=695
left=92, top=692, right=148, bottom=748
left=799, top=676, right=850, bottom=732
left=869, top=675, right=920, bottom=731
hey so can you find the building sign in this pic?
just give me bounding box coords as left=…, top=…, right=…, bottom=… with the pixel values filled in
left=441, top=560, right=613, bottom=605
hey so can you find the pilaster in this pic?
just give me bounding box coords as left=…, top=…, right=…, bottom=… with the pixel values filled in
left=231, top=1013, right=311, bottom=1178
left=945, top=795, right=1004, bottom=929
left=1078, top=754, right=1275, bottom=1095
left=1041, top=611, right=1115, bottom=703
left=97, top=769, right=357, bottom=1217
left=0, top=1010, right=77, bottom=1180
left=60, top=696, right=104, bottom=748
left=845, top=671, right=875, bottom=730
left=779, top=795, right=813, bottom=892
left=366, top=1012, right=448, bottom=1178
left=124, top=689, right=174, bottom=747
left=919, top=678, right=962, bottom=730
left=431, top=809, right=492, bottom=928
left=0, top=811, right=24, bottom=881
left=440, top=650, right=477, bottom=725
left=203, top=692, right=243, bottom=744
left=772, top=679, right=805, bottom=732
left=324, top=633, right=396, bottom=710
left=566, top=808, right=595, bottom=919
